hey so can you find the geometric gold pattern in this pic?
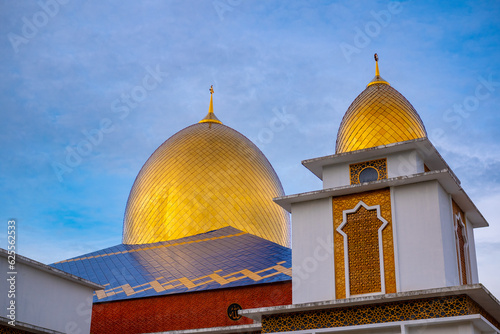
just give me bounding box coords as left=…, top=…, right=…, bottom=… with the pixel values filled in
left=337, top=202, right=388, bottom=296
left=122, top=116, right=290, bottom=246
left=452, top=200, right=470, bottom=285
left=261, top=295, right=500, bottom=332
left=349, top=158, right=387, bottom=185
left=336, top=81, right=427, bottom=154
left=94, top=261, right=292, bottom=300
left=333, top=188, right=396, bottom=299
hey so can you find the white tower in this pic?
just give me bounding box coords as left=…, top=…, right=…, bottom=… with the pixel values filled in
left=241, top=55, right=500, bottom=334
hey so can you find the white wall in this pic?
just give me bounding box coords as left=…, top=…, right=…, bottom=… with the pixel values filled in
left=392, top=181, right=459, bottom=291
left=291, top=180, right=467, bottom=302
left=261, top=319, right=489, bottom=334
left=387, top=150, right=424, bottom=179
left=323, top=163, right=350, bottom=189
left=438, top=186, right=461, bottom=287
left=322, top=150, right=425, bottom=190
left=291, top=197, right=335, bottom=304
left=0, top=259, right=94, bottom=333
left=331, top=326, right=401, bottom=334
left=407, top=321, right=483, bottom=334
left=466, top=217, right=480, bottom=284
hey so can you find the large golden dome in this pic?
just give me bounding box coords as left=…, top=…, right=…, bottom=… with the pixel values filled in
left=336, top=55, right=427, bottom=154
left=123, top=89, right=290, bottom=247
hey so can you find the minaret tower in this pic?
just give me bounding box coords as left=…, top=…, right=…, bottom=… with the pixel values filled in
left=241, top=55, right=500, bottom=334
left=281, top=54, right=486, bottom=301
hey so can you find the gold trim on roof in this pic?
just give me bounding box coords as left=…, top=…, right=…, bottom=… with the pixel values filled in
left=94, top=261, right=292, bottom=300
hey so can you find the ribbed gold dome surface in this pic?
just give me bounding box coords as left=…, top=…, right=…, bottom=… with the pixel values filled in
left=123, top=107, right=290, bottom=247
left=336, top=56, right=427, bottom=154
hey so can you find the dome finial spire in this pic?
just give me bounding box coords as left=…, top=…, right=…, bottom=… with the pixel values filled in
left=208, top=85, right=215, bottom=115
left=374, top=53, right=380, bottom=76
left=199, top=85, right=222, bottom=124
left=367, top=53, right=390, bottom=87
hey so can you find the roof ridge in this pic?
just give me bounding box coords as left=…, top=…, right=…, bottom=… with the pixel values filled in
left=53, top=230, right=247, bottom=264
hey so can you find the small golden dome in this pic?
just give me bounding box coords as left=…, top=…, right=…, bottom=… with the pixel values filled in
left=123, top=88, right=290, bottom=247
left=336, top=55, right=427, bottom=153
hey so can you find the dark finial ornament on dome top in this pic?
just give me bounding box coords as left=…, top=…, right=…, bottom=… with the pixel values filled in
left=199, top=84, right=222, bottom=124
left=367, top=53, right=390, bottom=87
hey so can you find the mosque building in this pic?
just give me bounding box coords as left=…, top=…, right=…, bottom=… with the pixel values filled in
left=51, top=86, right=293, bottom=333
left=50, top=55, right=500, bottom=334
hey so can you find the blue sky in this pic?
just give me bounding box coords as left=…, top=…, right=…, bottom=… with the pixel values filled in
left=1, top=1, right=499, bottom=297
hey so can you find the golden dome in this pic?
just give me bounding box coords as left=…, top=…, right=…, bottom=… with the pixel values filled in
left=336, top=54, right=427, bottom=154
left=123, top=88, right=290, bottom=247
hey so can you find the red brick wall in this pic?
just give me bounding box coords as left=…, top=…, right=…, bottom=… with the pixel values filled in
left=90, top=281, right=291, bottom=334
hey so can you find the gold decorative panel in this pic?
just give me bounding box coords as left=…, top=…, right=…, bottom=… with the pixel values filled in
left=336, top=82, right=427, bottom=154
left=123, top=121, right=290, bottom=246
left=333, top=188, right=395, bottom=298
left=452, top=200, right=470, bottom=285
left=349, top=158, right=387, bottom=185
left=261, top=295, right=500, bottom=332
left=341, top=206, right=383, bottom=295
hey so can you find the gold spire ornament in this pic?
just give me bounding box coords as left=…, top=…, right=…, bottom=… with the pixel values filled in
left=199, top=85, right=222, bottom=124
left=367, top=53, right=390, bottom=87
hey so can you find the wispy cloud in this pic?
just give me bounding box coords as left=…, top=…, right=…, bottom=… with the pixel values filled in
left=1, top=0, right=499, bottom=298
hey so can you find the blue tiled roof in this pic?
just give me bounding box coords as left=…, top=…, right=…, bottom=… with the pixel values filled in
left=50, top=227, right=291, bottom=303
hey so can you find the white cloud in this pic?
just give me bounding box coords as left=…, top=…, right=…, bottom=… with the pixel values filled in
left=0, top=1, right=499, bottom=304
